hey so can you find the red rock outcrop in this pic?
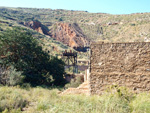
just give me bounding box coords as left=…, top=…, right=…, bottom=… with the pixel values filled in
left=23, top=20, right=49, bottom=35
left=22, top=21, right=89, bottom=51
left=50, top=23, right=89, bottom=48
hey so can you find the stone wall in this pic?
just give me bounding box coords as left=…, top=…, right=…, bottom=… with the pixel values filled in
left=90, top=42, right=150, bottom=95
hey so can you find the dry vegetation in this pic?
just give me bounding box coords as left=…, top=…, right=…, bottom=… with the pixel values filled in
left=1, top=7, right=150, bottom=43
left=0, top=86, right=150, bottom=113
left=0, top=7, right=150, bottom=113
left=1, top=7, right=150, bottom=59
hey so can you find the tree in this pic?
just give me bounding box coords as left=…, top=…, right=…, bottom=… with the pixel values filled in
left=0, top=27, right=66, bottom=86
left=50, top=57, right=66, bottom=86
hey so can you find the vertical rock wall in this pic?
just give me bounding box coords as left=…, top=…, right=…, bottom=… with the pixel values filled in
left=90, top=42, right=150, bottom=95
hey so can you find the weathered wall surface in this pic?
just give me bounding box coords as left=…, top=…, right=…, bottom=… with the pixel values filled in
left=90, top=42, right=150, bottom=95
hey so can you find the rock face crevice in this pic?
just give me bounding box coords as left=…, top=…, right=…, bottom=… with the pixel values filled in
left=50, top=23, right=89, bottom=50
left=21, top=20, right=49, bottom=35
left=21, top=21, right=89, bottom=51
left=90, top=42, right=150, bottom=95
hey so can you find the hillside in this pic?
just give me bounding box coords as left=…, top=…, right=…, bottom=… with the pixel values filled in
left=0, top=10, right=74, bottom=57
left=1, top=7, right=150, bottom=43
left=0, top=7, right=150, bottom=60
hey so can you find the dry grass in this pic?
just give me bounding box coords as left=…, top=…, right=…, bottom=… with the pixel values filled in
left=0, top=86, right=150, bottom=113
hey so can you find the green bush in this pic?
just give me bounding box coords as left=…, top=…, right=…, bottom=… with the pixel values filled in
left=99, top=85, right=134, bottom=113
left=2, top=108, right=21, bottom=113
left=65, top=76, right=83, bottom=88
left=0, top=27, right=51, bottom=85
left=0, top=27, right=66, bottom=86
left=20, top=83, right=31, bottom=90
left=49, top=57, right=66, bottom=86
left=106, top=85, right=135, bottom=102
left=130, top=92, right=150, bottom=113
left=0, top=66, right=24, bottom=86
left=0, top=86, right=29, bottom=112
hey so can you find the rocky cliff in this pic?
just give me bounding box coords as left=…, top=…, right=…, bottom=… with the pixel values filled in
left=21, top=21, right=89, bottom=51
left=50, top=23, right=89, bottom=49
left=22, top=20, right=49, bottom=35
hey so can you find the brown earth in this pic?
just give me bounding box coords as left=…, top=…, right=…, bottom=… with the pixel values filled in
left=50, top=23, right=89, bottom=49
left=23, top=20, right=49, bottom=35
left=61, top=81, right=90, bottom=95
left=22, top=21, right=89, bottom=50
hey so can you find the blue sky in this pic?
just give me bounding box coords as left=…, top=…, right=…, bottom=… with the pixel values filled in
left=0, top=0, right=150, bottom=14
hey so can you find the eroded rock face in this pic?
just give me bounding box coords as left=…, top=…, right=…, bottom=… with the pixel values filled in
left=50, top=23, right=89, bottom=49
left=23, top=20, right=49, bottom=35
left=21, top=21, right=89, bottom=51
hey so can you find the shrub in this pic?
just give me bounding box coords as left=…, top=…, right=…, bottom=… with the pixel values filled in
left=0, top=86, right=29, bottom=112
left=20, top=83, right=31, bottom=90
left=98, top=93, right=131, bottom=113
left=130, top=92, right=150, bottom=113
left=95, top=85, right=134, bottom=113
left=0, top=27, right=52, bottom=85
left=2, top=108, right=21, bottom=113
left=0, top=66, right=24, bottom=86
left=50, top=57, right=66, bottom=86
left=0, top=27, right=65, bottom=86
left=65, top=76, right=83, bottom=88
left=106, top=85, right=135, bottom=102
left=59, top=17, right=63, bottom=21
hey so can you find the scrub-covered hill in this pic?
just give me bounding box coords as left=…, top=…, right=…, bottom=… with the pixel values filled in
left=1, top=7, right=150, bottom=57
